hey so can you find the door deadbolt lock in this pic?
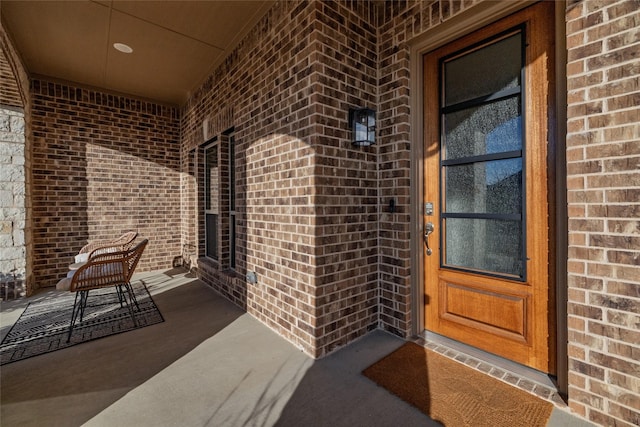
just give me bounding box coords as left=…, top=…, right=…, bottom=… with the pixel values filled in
left=424, top=202, right=433, bottom=216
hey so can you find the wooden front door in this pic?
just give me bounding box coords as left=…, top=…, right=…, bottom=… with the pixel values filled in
left=423, top=2, right=555, bottom=374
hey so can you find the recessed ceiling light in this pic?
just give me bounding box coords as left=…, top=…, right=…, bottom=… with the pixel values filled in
left=113, top=42, right=133, bottom=53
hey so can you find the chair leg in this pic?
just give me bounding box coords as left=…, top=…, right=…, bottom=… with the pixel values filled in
left=125, top=282, right=140, bottom=310
left=117, top=284, right=138, bottom=327
left=116, top=286, right=125, bottom=308
left=78, top=290, right=89, bottom=322
left=67, top=290, right=88, bottom=342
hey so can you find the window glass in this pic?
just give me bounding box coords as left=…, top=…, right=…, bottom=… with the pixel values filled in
left=204, top=142, right=218, bottom=259
left=445, top=158, right=522, bottom=215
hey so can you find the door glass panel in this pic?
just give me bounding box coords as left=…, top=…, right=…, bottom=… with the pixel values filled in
left=444, top=33, right=522, bottom=106
left=445, top=158, right=522, bottom=214
left=444, top=97, right=521, bottom=160
left=444, top=218, right=523, bottom=277
left=440, top=28, right=525, bottom=280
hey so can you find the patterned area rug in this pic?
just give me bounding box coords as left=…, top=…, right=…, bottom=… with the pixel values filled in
left=363, top=342, right=553, bottom=427
left=1, top=284, right=163, bottom=365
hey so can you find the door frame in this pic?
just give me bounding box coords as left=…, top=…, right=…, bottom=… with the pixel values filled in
left=407, top=0, right=568, bottom=394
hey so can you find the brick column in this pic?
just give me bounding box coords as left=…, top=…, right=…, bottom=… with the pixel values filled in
left=565, top=1, right=640, bottom=425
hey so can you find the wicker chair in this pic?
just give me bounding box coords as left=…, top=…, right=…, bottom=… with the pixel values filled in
left=75, top=231, right=138, bottom=263
left=67, top=239, right=148, bottom=342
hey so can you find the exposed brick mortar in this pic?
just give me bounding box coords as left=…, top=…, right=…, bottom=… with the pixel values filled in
left=8, top=1, right=636, bottom=425
left=30, top=80, right=181, bottom=288
left=566, top=1, right=639, bottom=425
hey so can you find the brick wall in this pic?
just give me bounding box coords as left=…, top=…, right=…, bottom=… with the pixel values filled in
left=6, top=0, right=637, bottom=423
left=565, top=1, right=640, bottom=426
left=375, top=0, right=483, bottom=338
left=30, top=80, right=181, bottom=288
left=181, top=1, right=317, bottom=354
left=181, top=0, right=380, bottom=357
left=182, top=0, right=638, bottom=424
left=0, top=45, right=23, bottom=108
left=310, top=0, right=379, bottom=355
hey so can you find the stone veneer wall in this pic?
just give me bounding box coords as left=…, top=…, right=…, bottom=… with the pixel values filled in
left=0, top=107, right=25, bottom=299
left=565, top=1, right=639, bottom=425
left=1, top=24, right=31, bottom=300
left=30, top=80, right=182, bottom=288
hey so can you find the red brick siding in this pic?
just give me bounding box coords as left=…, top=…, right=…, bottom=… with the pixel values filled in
left=566, top=1, right=640, bottom=426
left=181, top=0, right=380, bottom=357
left=310, top=0, right=379, bottom=356
left=183, top=0, right=638, bottom=423
left=181, top=1, right=320, bottom=355
left=30, top=80, right=181, bottom=288
left=4, top=0, right=639, bottom=423
left=0, top=48, right=22, bottom=108
left=376, top=0, right=483, bottom=338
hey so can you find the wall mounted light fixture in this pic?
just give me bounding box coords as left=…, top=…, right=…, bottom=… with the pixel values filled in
left=349, top=107, right=376, bottom=146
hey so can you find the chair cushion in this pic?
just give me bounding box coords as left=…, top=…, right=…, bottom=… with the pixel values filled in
left=56, top=277, right=71, bottom=291
left=75, top=252, right=89, bottom=264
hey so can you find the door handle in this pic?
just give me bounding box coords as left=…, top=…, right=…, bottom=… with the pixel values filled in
left=424, top=222, right=434, bottom=256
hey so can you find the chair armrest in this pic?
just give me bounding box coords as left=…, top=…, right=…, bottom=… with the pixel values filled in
left=87, top=245, right=122, bottom=260
left=78, top=231, right=138, bottom=255
left=88, top=248, right=129, bottom=263
left=78, top=239, right=113, bottom=254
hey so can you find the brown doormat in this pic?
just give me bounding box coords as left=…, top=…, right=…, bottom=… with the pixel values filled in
left=363, top=342, right=553, bottom=427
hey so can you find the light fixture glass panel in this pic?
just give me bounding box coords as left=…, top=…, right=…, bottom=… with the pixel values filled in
left=351, top=108, right=375, bottom=146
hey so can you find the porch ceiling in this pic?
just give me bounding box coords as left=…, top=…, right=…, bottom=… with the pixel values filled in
left=1, top=0, right=274, bottom=106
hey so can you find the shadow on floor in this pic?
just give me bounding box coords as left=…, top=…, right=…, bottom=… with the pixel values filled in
left=273, top=332, right=441, bottom=427
left=2, top=269, right=587, bottom=427
left=1, top=269, right=438, bottom=426
left=1, top=271, right=243, bottom=426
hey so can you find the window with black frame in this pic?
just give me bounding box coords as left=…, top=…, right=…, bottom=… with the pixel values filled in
left=204, top=139, right=219, bottom=260
left=224, top=130, right=236, bottom=271
left=202, top=129, right=236, bottom=270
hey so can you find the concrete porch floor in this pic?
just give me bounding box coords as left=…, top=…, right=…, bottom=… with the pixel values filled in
left=1, top=269, right=593, bottom=427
